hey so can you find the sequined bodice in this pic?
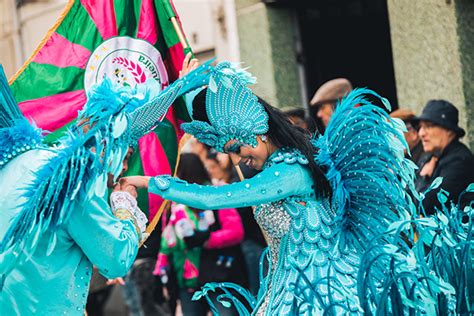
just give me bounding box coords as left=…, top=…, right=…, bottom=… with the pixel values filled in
left=254, top=200, right=292, bottom=315
left=254, top=200, right=291, bottom=267
left=255, top=148, right=306, bottom=268
left=255, top=201, right=291, bottom=240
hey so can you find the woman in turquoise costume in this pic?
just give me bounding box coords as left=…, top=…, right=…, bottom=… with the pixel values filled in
left=122, top=62, right=473, bottom=315
left=0, top=60, right=210, bottom=315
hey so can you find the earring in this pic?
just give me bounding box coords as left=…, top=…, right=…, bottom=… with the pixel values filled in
left=261, top=135, right=268, bottom=143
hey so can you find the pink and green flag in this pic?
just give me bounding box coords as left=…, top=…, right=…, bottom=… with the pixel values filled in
left=9, top=0, right=192, bottom=219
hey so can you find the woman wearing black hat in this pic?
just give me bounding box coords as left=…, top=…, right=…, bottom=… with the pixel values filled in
left=415, top=99, right=474, bottom=214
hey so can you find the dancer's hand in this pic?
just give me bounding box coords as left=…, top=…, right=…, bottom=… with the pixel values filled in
left=179, top=52, right=199, bottom=78
left=112, top=182, right=138, bottom=198
left=106, top=277, right=125, bottom=286
left=123, top=185, right=138, bottom=198
left=119, top=176, right=151, bottom=189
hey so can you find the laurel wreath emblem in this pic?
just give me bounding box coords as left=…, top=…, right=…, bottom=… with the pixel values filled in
left=112, top=57, right=147, bottom=83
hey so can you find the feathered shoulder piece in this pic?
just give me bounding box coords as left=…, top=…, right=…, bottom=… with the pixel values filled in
left=314, top=88, right=418, bottom=251
left=0, top=131, right=97, bottom=286
left=0, top=65, right=43, bottom=169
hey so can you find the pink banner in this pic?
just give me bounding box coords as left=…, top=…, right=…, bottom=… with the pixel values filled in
left=139, top=132, right=171, bottom=220
left=80, top=0, right=117, bottom=40
left=33, top=32, right=91, bottom=69
left=165, top=44, right=185, bottom=80
left=136, top=0, right=158, bottom=45
left=19, top=90, right=86, bottom=131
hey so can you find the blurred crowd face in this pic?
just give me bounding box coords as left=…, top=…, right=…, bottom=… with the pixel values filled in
left=205, top=158, right=226, bottom=181
left=217, top=152, right=232, bottom=169
left=317, top=103, right=334, bottom=127
left=190, top=138, right=208, bottom=162
left=288, top=115, right=308, bottom=130
left=224, top=136, right=275, bottom=171
left=418, top=121, right=455, bottom=153
left=404, top=122, right=420, bottom=150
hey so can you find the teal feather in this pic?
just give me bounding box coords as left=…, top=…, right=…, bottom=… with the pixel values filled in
left=0, top=65, right=22, bottom=126
left=359, top=183, right=473, bottom=314
left=315, top=88, right=416, bottom=253
left=0, top=65, right=44, bottom=169
left=193, top=282, right=255, bottom=316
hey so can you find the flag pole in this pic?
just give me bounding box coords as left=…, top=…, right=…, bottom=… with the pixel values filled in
left=161, top=0, right=188, bottom=49
left=234, top=164, right=245, bottom=181
left=170, top=17, right=188, bottom=49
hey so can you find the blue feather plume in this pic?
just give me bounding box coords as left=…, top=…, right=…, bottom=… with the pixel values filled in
left=0, top=65, right=44, bottom=169
left=0, top=65, right=23, bottom=127
left=315, top=88, right=417, bottom=253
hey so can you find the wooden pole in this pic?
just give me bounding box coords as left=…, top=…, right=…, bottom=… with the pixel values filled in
left=139, top=134, right=191, bottom=247
left=234, top=164, right=245, bottom=181
left=170, top=16, right=188, bottom=49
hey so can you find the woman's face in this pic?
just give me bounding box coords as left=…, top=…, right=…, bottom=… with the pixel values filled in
left=205, top=158, right=226, bottom=181
left=223, top=136, right=275, bottom=171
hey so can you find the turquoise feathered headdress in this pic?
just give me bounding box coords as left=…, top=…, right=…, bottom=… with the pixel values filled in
left=181, top=62, right=269, bottom=152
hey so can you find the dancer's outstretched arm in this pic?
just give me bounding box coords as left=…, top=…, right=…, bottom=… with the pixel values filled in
left=122, top=162, right=313, bottom=210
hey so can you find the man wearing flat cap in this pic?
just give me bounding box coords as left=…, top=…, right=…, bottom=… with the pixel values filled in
left=310, top=78, right=352, bottom=131
left=415, top=99, right=474, bottom=214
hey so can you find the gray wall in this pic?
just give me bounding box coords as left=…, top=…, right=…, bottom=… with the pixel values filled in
left=388, top=0, right=474, bottom=149
left=235, top=0, right=302, bottom=108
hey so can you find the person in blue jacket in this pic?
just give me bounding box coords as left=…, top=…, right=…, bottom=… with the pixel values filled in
left=0, top=59, right=209, bottom=315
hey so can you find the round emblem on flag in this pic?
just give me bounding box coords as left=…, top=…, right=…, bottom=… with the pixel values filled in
left=84, top=36, right=168, bottom=95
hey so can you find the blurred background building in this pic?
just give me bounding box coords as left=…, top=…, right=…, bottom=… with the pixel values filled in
left=1, top=0, right=473, bottom=147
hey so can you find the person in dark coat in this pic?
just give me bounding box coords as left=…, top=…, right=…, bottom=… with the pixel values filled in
left=414, top=100, right=474, bottom=215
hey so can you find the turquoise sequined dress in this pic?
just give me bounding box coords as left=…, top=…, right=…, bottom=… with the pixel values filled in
left=149, top=148, right=362, bottom=314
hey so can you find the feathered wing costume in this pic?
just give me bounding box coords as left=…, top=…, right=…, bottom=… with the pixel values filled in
left=146, top=62, right=473, bottom=315
left=0, top=62, right=211, bottom=304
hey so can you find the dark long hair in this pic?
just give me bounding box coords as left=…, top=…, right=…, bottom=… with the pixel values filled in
left=258, top=97, right=331, bottom=198
left=177, top=153, right=211, bottom=185
left=192, top=89, right=331, bottom=198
